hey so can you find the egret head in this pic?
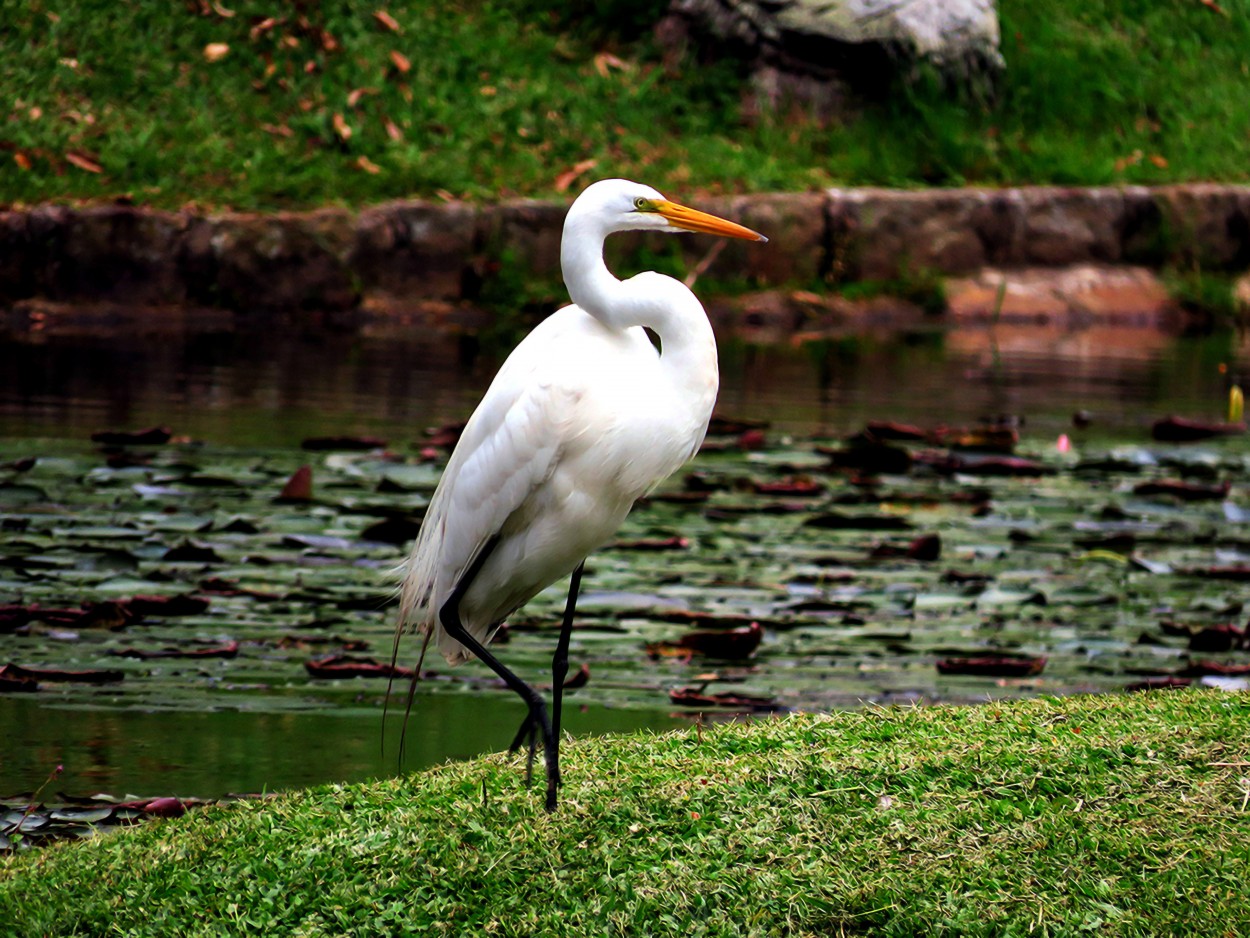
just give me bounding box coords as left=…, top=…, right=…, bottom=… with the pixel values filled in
left=571, top=178, right=768, bottom=242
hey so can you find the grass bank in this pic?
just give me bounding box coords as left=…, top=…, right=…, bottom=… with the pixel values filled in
left=2, top=1, right=1248, bottom=210
left=2, top=690, right=1247, bottom=936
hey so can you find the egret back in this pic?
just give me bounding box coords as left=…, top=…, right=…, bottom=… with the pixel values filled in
left=398, top=300, right=716, bottom=664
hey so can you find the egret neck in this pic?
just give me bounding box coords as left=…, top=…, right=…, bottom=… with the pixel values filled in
left=560, top=206, right=719, bottom=417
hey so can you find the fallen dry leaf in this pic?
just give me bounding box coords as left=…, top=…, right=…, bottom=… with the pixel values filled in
left=593, top=52, right=630, bottom=77
left=356, top=155, right=382, bottom=174
left=28, top=106, right=42, bottom=120
left=347, top=87, right=377, bottom=107
left=389, top=50, right=411, bottom=73
left=65, top=151, right=103, bottom=173
left=259, top=122, right=294, bottom=138
left=203, top=42, right=230, bottom=63
left=373, top=10, right=401, bottom=33
left=332, top=112, right=352, bottom=141
left=1149, top=153, right=1169, bottom=168
left=553, top=158, right=598, bottom=192
left=14, top=152, right=32, bottom=171
left=384, top=117, right=403, bottom=141
left=249, top=17, right=282, bottom=40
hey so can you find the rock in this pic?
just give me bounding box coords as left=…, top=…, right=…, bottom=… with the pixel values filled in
left=55, top=206, right=191, bottom=304
left=1235, top=272, right=1250, bottom=316
left=476, top=199, right=567, bottom=285
left=353, top=200, right=478, bottom=307
left=945, top=265, right=1180, bottom=326
left=1, top=184, right=1248, bottom=316
left=186, top=210, right=358, bottom=311
left=1152, top=184, right=1250, bottom=270
left=830, top=188, right=995, bottom=280
left=699, top=192, right=825, bottom=285
left=1017, top=188, right=1128, bottom=266
left=667, top=0, right=1003, bottom=116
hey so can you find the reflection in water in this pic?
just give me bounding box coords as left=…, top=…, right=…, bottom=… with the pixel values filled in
left=0, top=694, right=679, bottom=799
left=1, top=311, right=1244, bottom=444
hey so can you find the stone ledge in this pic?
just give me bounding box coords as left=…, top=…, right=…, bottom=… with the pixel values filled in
left=1, top=184, right=1248, bottom=314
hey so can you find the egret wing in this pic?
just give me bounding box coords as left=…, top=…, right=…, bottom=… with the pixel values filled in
left=397, top=314, right=586, bottom=653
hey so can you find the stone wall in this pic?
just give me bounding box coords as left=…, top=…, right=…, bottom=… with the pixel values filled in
left=1, top=185, right=1247, bottom=314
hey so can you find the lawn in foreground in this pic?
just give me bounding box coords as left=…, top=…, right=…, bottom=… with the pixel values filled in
left=2, top=690, right=1247, bottom=936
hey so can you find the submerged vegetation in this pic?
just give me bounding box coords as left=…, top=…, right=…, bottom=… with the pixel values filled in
left=1, top=0, right=1249, bottom=209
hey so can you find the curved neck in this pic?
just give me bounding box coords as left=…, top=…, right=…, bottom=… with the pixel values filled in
left=561, top=211, right=627, bottom=327
left=560, top=213, right=718, bottom=418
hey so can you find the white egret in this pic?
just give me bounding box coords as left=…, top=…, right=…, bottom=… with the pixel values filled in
left=394, top=178, right=767, bottom=811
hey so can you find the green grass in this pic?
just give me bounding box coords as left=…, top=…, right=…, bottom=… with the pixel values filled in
left=3, top=691, right=1248, bottom=936
left=1, top=0, right=1248, bottom=210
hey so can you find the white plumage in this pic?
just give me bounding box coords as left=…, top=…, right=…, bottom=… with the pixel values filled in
left=393, top=178, right=765, bottom=809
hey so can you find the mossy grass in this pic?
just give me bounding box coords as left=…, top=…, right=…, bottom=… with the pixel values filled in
left=2, top=0, right=1248, bottom=210
left=3, top=690, right=1247, bottom=936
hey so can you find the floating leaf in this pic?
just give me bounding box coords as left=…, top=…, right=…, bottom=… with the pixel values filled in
left=278, top=465, right=313, bottom=501
left=1151, top=416, right=1246, bottom=442
left=646, top=622, right=763, bottom=661
left=936, top=655, right=1047, bottom=677
left=90, top=426, right=171, bottom=446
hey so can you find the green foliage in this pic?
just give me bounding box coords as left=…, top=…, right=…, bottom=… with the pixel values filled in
left=1163, top=266, right=1242, bottom=326
left=2, top=692, right=1248, bottom=936
left=0, top=0, right=1247, bottom=209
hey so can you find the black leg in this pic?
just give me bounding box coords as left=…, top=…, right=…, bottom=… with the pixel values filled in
left=439, top=537, right=560, bottom=811
left=550, top=561, right=584, bottom=743
left=506, top=561, right=584, bottom=789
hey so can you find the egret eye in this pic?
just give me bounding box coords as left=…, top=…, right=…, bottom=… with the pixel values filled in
left=634, top=197, right=649, bottom=210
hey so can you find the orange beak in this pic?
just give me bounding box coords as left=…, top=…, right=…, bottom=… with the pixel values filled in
left=653, top=199, right=768, bottom=242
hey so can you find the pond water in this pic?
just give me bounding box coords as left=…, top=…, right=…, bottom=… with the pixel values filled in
left=1, top=306, right=1248, bottom=804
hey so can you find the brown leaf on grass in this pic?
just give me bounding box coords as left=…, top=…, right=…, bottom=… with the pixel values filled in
left=14, top=152, right=32, bottom=171
left=319, top=30, right=339, bottom=53
left=355, top=155, right=381, bottom=174
left=553, top=158, right=598, bottom=192
left=384, top=117, right=402, bottom=141
left=249, top=17, right=282, bottom=40
left=203, top=42, right=230, bottom=62
left=373, top=10, right=402, bottom=33
left=1199, top=0, right=1228, bottom=15
left=593, top=52, right=631, bottom=77
left=347, top=87, right=377, bottom=107
left=1149, top=154, right=1169, bottom=168
left=332, top=112, right=352, bottom=141
left=389, top=49, right=411, bottom=73
left=65, top=151, right=103, bottom=173
left=260, top=122, right=293, bottom=138
left=1114, top=149, right=1143, bottom=172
